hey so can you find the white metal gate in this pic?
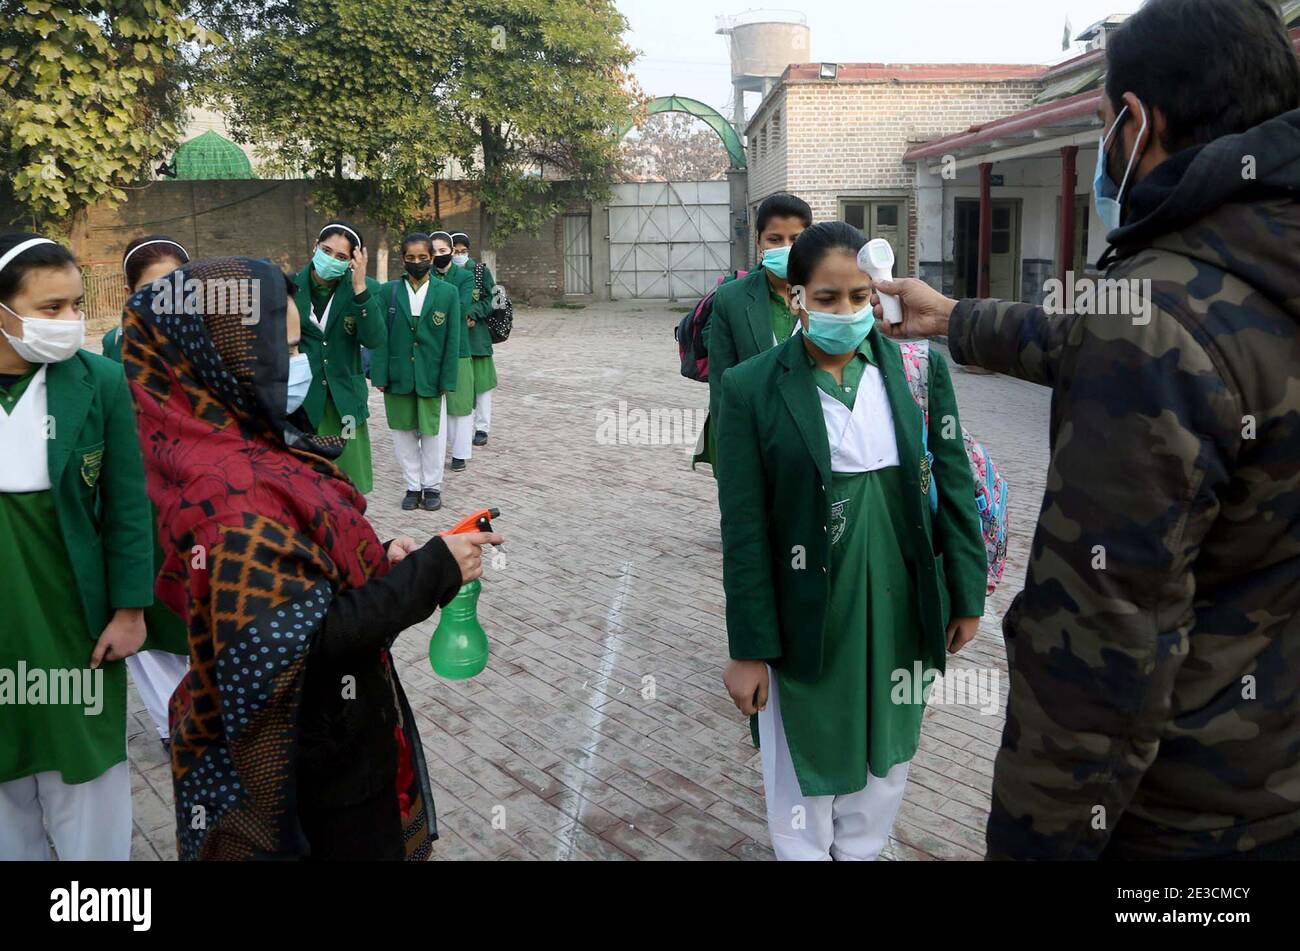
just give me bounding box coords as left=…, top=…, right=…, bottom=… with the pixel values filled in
left=607, top=181, right=731, bottom=300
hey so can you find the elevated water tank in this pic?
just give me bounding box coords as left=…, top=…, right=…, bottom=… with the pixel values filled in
left=717, top=11, right=810, bottom=128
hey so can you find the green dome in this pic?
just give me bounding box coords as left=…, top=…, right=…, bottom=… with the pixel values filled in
left=171, top=130, right=255, bottom=180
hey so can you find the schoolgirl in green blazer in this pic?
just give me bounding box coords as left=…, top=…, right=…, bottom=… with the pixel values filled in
left=451, top=232, right=498, bottom=447
left=430, top=231, right=477, bottom=470
left=0, top=233, right=153, bottom=860
left=372, top=233, right=462, bottom=511
left=293, top=220, right=387, bottom=494
left=716, top=222, right=987, bottom=861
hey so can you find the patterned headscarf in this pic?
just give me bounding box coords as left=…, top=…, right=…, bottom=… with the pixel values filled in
left=121, top=257, right=434, bottom=860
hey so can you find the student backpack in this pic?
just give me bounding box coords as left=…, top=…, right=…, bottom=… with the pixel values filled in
left=898, top=340, right=1009, bottom=595
left=675, top=269, right=747, bottom=382
left=472, top=262, right=513, bottom=343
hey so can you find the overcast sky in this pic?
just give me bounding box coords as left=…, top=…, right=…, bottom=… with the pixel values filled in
left=620, top=0, right=1146, bottom=119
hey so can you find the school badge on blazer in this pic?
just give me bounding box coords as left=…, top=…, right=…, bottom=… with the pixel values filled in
left=343, top=313, right=357, bottom=334
left=830, top=497, right=849, bottom=545
left=433, top=310, right=446, bottom=326
left=80, top=446, right=104, bottom=488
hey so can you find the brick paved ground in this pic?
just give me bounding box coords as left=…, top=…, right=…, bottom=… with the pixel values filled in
left=125, top=300, right=1050, bottom=861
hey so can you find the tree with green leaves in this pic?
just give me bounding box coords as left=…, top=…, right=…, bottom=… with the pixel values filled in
left=445, top=0, right=644, bottom=251
left=205, top=0, right=469, bottom=279
left=0, top=0, right=217, bottom=241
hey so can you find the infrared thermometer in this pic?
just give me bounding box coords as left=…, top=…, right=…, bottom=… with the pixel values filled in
left=858, top=239, right=902, bottom=325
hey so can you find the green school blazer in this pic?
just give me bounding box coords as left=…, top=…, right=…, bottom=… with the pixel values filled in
left=44, top=352, right=155, bottom=636
left=464, top=258, right=496, bottom=357
left=293, top=267, right=386, bottom=427
left=370, top=278, right=462, bottom=396
left=706, top=267, right=783, bottom=430
left=435, top=264, right=476, bottom=359
left=715, top=330, right=987, bottom=683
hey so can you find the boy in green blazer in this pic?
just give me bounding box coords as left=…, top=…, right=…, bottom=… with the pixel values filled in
left=430, top=231, right=477, bottom=470
left=716, top=222, right=986, bottom=861
left=698, top=193, right=812, bottom=472
left=451, top=232, right=498, bottom=447
left=372, top=233, right=462, bottom=511
left=0, top=234, right=153, bottom=860
left=294, top=221, right=386, bottom=494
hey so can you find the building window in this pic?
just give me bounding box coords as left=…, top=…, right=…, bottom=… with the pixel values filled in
left=841, top=198, right=909, bottom=273
left=771, top=110, right=781, bottom=149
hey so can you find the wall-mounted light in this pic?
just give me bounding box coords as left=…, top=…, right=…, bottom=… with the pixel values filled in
left=819, top=63, right=838, bottom=80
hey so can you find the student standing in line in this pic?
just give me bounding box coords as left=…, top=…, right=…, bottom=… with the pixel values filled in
left=292, top=221, right=386, bottom=494
left=102, top=235, right=191, bottom=749
left=699, top=193, right=812, bottom=471
left=451, top=232, right=497, bottom=447
left=372, top=234, right=462, bottom=512
left=0, top=233, right=153, bottom=860
left=429, top=230, right=476, bottom=471
left=716, top=222, right=986, bottom=861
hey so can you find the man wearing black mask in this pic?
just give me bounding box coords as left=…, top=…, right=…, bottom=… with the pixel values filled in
left=875, top=0, right=1300, bottom=860
left=372, top=233, right=462, bottom=512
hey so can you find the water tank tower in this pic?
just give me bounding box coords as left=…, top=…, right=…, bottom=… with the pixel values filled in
left=716, top=10, right=811, bottom=129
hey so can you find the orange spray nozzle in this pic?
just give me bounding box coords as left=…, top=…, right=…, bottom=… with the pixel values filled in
left=440, top=507, right=500, bottom=537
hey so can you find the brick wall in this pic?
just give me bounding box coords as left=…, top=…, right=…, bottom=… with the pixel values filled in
left=0, top=179, right=579, bottom=302
left=743, top=78, right=1041, bottom=275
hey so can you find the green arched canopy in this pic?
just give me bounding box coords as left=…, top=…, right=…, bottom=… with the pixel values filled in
left=618, top=95, right=746, bottom=169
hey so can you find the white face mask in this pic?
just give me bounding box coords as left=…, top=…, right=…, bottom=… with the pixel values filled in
left=286, top=352, right=312, bottom=415
left=452, top=253, right=470, bottom=268
left=0, top=302, right=85, bottom=364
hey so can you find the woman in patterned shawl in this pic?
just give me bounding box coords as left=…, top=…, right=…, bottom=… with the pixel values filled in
left=120, top=257, right=501, bottom=860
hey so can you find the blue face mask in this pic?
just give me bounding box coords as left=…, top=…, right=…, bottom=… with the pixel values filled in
left=1092, top=102, right=1147, bottom=234
left=804, top=303, right=876, bottom=355
left=761, top=246, right=791, bottom=280
left=312, top=246, right=350, bottom=282
left=286, top=353, right=312, bottom=415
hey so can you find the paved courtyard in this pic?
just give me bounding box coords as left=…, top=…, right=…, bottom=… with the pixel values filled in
left=124, top=300, right=1051, bottom=861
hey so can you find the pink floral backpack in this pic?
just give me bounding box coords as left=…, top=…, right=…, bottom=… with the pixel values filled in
left=898, top=341, right=1009, bottom=595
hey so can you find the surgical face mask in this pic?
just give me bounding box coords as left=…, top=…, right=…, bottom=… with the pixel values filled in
left=0, top=302, right=85, bottom=363
left=312, top=247, right=350, bottom=282
left=761, top=245, right=791, bottom=280
left=405, top=260, right=432, bottom=280
left=1093, top=102, right=1148, bottom=233
left=804, top=302, right=876, bottom=355
left=286, top=352, right=312, bottom=415
left=433, top=252, right=453, bottom=272
left=452, top=252, right=470, bottom=268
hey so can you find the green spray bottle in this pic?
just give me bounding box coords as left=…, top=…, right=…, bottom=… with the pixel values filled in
left=429, top=507, right=499, bottom=679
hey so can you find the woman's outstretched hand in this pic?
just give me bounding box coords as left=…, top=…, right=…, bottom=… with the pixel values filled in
left=443, top=531, right=505, bottom=584
left=723, top=659, right=769, bottom=715
left=873, top=278, right=958, bottom=339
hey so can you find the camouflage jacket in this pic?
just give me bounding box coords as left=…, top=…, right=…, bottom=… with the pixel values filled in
left=952, top=108, right=1300, bottom=860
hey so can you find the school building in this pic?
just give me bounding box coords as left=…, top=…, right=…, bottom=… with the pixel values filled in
left=743, top=7, right=1300, bottom=305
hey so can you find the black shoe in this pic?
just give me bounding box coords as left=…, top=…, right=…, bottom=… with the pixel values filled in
left=473, top=430, right=488, bottom=447
left=451, top=457, right=467, bottom=472
left=421, top=488, right=442, bottom=511
left=401, top=490, right=420, bottom=511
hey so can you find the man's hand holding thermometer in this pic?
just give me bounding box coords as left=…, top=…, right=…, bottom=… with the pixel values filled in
left=864, top=239, right=960, bottom=340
